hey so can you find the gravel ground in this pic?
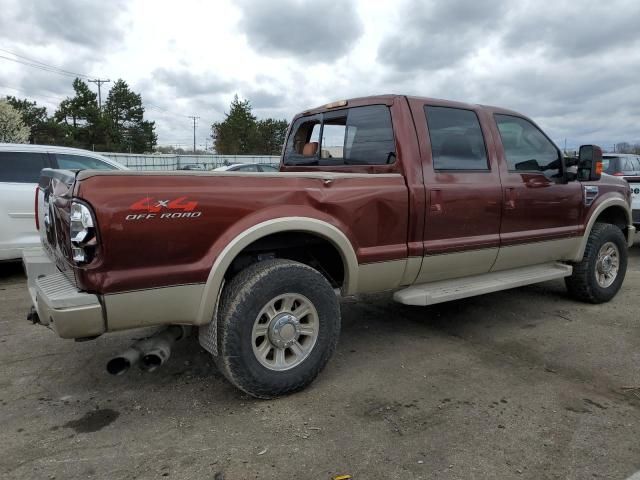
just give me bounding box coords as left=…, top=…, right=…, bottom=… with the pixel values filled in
left=1, top=242, right=639, bottom=480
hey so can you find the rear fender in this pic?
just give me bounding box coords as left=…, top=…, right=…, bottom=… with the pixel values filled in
left=195, top=217, right=359, bottom=324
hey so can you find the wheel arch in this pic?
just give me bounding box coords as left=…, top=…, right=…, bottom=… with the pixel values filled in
left=573, top=197, right=632, bottom=261
left=196, top=217, right=359, bottom=324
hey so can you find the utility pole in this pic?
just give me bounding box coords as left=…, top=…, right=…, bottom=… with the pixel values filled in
left=188, top=115, right=200, bottom=153
left=88, top=78, right=111, bottom=110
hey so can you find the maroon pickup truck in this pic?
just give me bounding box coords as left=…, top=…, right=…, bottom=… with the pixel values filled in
left=24, top=95, right=635, bottom=398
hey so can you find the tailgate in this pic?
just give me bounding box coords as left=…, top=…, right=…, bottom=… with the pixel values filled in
left=38, top=168, right=78, bottom=283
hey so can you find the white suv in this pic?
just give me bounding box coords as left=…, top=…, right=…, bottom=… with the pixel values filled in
left=602, top=153, right=640, bottom=227
left=0, top=144, right=126, bottom=261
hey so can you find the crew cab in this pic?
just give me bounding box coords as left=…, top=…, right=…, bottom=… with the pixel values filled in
left=23, top=95, right=635, bottom=398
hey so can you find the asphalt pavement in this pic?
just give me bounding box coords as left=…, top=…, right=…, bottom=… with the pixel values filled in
left=1, top=242, right=639, bottom=479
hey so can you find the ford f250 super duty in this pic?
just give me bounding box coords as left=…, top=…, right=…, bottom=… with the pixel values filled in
left=23, top=95, right=635, bottom=398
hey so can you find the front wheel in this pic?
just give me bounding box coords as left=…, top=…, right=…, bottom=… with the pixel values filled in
left=565, top=223, right=628, bottom=303
left=214, top=259, right=341, bottom=398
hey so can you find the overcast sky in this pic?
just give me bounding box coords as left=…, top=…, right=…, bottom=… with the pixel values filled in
left=1, top=0, right=639, bottom=151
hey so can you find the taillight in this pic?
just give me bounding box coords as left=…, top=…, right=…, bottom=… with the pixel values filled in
left=34, top=186, right=40, bottom=230
left=613, top=172, right=625, bottom=176
left=70, top=201, right=98, bottom=264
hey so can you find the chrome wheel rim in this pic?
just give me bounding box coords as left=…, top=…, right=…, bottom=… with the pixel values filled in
left=595, top=241, right=619, bottom=288
left=251, top=293, right=319, bottom=371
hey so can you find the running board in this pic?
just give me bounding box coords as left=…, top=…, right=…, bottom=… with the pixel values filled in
left=393, top=262, right=573, bottom=306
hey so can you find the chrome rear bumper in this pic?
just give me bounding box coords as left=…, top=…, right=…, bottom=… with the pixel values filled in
left=23, top=247, right=105, bottom=339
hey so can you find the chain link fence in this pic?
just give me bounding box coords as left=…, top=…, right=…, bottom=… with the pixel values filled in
left=97, top=153, right=280, bottom=171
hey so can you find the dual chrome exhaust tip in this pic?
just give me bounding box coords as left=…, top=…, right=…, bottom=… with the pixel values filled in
left=106, top=325, right=187, bottom=376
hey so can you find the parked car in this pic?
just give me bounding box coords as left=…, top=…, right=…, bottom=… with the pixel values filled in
left=602, top=153, right=640, bottom=177
left=214, top=163, right=278, bottom=172
left=602, top=153, right=640, bottom=226
left=178, top=164, right=207, bottom=171
left=0, top=144, right=126, bottom=261
left=24, top=95, right=634, bottom=398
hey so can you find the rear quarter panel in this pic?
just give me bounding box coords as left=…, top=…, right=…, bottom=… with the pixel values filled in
left=73, top=172, right=409, bottom=294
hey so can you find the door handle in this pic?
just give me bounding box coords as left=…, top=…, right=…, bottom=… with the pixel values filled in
left=430, top=189, right=443, bottom=214
left=505, top=187, right=516, bottom=210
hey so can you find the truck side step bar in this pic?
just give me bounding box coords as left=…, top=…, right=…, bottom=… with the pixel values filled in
left=393, top=262, right=573, bottom=306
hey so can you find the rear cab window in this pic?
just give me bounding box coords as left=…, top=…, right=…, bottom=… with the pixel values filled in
left=283, top=105, right=396, bottom=166
left=0, top=151, right=50, bottom=183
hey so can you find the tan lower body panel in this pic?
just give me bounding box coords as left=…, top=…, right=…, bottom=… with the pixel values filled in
left=491, top=237, right=581, bottom=272
left=102, top=238, right=584, bottom=330
left=355, top=259, right=407, bottom=293
left=416, top=248, right=499, bottom=284
left=104, top=283, right=205, bottom=331
left=355, top=237, right=581, bottom=295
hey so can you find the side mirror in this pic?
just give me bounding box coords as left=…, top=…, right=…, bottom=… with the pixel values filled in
left=577, top=145, right=603, bottom=181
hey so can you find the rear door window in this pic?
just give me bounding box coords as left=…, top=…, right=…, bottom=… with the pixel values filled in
left=55, top=154, right=115, bottom=170
left=424, top=106, right=489, bottom=170
left=283, top=105, right=396, bottom=166
left=0, top=151, right=49, bottom=183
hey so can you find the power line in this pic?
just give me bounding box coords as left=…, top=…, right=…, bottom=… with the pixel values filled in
left=146, top=103, right=191, bottom=118
left=0, top=54, right=90, bottom=80
left=0, top=49, right=215, bottom=146
left=0, top=48, right=90, bottom=78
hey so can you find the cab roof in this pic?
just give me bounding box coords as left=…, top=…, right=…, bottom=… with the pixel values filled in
left=296, top=94, right=524, bottom=118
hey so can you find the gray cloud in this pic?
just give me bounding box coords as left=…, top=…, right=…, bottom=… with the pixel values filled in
left=416, top=53, right=640, bottom=147
left=369, top=0, right=640, bottom=148
left=3, top=0, right=130, bottom=51
left=2, top=0, right=640, bottom=150
left=236, top=0, right=363, bottom=61
left=153, top=68, right=233, bottom=97
left=0, top=0, right=129, bottom=109
left=378, top=0, right=506, bottom=71
left=502, top=1, right=640, bottom=59
left=244, top=89, right=286, bottom=109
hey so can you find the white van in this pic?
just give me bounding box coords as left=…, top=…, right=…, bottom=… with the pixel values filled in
left=0, top=144, right=126, bottom=261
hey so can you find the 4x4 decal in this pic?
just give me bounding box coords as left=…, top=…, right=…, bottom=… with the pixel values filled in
left=129, top=196, right=198, bottom=213
left=126, top=196, right=201, bottom=220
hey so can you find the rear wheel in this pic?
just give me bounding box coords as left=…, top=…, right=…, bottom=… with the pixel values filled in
left=214, top=259, right=340, bottom=398
left=565, top=223, right=628, bottom=303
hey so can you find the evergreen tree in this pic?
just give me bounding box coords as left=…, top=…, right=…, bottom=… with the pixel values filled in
left=256, top=118, right=289, bottom=155
left=212, top=95, right=288, bottom=155
left=104, top=79, right=157, bottom=152
left=54, top=78, right=104, bottom=148
left=212, top=95, right=258, bottom=154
